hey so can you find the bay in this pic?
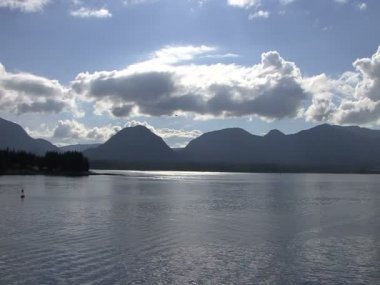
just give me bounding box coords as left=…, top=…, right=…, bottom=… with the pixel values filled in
left=0, top=172, right=379, bottom=284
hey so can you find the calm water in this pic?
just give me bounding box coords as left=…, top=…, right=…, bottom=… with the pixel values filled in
left=0, top=172, right=379, bottom=284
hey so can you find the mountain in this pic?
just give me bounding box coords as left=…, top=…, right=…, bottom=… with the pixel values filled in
left=182, top=124, right=380, bottom=172
left=3, top=116, right=380, bottom=173
left=0, top=117, right=59, bottom=155
left=60, top=144, right=101, bottom=152
left=84, top=125, right=176, bottom=165
left=279, top=124, right=380, bottom=168
left=182, top=128, right=262, bottom=164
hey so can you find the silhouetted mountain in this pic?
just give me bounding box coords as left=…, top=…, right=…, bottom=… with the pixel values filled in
left=3, top=116, right=380, bottom=173
left=182, top=128, right=261, bottom=164
left=60, top=144, right=101, bottom=152
left=182, top=124, right=380, bottom=172
left=0, top=117, right=59, bottom=155
left=84, top=125, right=176, bottom=164
left=280, top=124, right=380, bottom=167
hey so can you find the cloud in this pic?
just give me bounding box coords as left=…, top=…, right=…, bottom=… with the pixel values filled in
left=4, top=42, right=380, bottom=132
left=203, top=53, right=239, bottom=59
left=357, top=3, right=367, bottom=10
left=304, top=46, right=380, bottom=125
left=249, top=10, right=269, bottom=20
left=227, top=0, right=261, bottom=8
left=0, top=63, right=78, bottom=115
left=71, top=46, right=309, bottom=121
left=279, top=0, right=296, bottom=4
left=352, top=47, right=380, bottom=101
left=72, top=44, right=380, bottom=126
left=70, top=7, right=112, bottom=18
left=279, top=0, right=357, bottom=6
left=17, top=99, right=67, bottom=114
left=122, top=0, right=154, bottom=5
left=146, top=45, right=216, bottom=65
left=124, top=120, right=202, bottom=147
left=52, top=120, right=121, bottom=144
left=0, top=0, right=50, bottom=12
left=125, top=120, right=202, bottom=139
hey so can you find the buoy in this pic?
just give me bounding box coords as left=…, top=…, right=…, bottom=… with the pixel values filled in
left=20, top=189, right=25, bottom=199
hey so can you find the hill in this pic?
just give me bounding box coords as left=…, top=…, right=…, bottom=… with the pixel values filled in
left=0, top=117, right=59, bottom=155
left=181, top=124, right=380, bottom=172
left=84, top=125, right=176, bottom=168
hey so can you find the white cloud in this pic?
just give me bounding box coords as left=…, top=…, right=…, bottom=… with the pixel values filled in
left=279, top=0, right=351, bottom=6
left=227, top=0, right=261, bottom=8
left=304, top=46, right=380, bottom=125
left=279, top=0, right=296, bottom=5
left=203, top=53, right=240, bottom=59
left=249, top=10, right=269, bottom=20
left=52, top=120, right=121, bottom=144
left=149, top=45, right=216, bottom=65
left=122, top=0, right=154, bottom=5
left=70, top=7, right=112, bottom=18
left=0, top=0, right=50, bottom=12
left=352, top=47, right=380, bottom=101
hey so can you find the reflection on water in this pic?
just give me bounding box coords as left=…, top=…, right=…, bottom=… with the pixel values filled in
left=0, top=172, right=379, bottom=284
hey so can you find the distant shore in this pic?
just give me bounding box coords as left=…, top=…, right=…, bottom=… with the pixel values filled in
left=0, top=170, right=93, bottom=176
left=89, top=166, right=380, bottom=175
left=2, top=167, right=380, bottom=176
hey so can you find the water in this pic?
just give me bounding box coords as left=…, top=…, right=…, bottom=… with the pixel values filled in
left=0, top=172, right=379, bottom=284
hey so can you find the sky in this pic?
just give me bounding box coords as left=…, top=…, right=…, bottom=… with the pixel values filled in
left=0, top=0, right=379, bottom=147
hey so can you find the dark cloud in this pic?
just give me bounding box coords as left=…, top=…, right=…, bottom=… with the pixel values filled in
left=1, top=76, right=61, bottom=97
left=208, top=77, right=307, bottom=119
left=111, top=105, right=134, bottom=117
left=17, top=99, right=66, bottom=114
left=72, top=50, right=308, bottom=120
left=0, top=63, right=73, bottom=115
left=88, top=72, right=176, bottom=101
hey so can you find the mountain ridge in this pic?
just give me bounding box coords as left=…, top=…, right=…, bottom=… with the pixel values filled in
left=0, top=117, right=59, bottom=155
left=2, top=117, right=380, bottom=173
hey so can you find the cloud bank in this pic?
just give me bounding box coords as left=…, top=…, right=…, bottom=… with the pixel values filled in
left=2, top=45, right=380, bottom=127
left=71, top=46, right=308, bottom=121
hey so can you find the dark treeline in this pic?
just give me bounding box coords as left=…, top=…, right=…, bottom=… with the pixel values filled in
left=0, top=149, right=89, bottom=174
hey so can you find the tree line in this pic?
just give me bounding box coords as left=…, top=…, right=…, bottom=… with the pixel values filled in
left=0, top=149, right=89, bottom=173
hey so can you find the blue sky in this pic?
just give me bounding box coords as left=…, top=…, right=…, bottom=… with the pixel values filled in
left=0, top=0, right=379, bottom=146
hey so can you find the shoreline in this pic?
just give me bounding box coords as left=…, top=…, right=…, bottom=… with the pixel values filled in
left=1, top=168, right=380, bottom=176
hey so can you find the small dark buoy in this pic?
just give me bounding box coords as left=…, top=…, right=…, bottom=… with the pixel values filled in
left=20, top=189, right=25, bottom=199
